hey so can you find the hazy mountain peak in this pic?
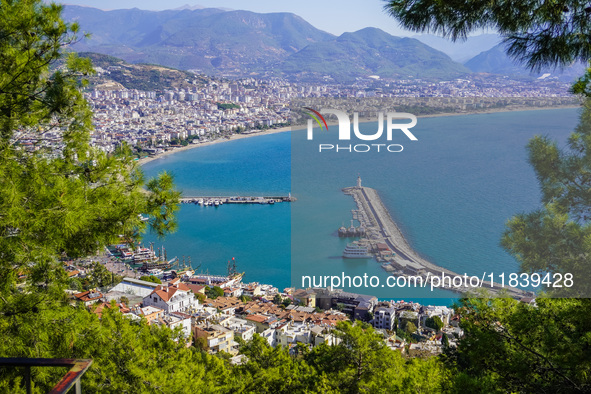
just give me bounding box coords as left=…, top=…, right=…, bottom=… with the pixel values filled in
left=464, top=42, right=586, bottom=81
left=62, top=5, right=469, bottom=81
left=412, top=33, right=501, bottom=62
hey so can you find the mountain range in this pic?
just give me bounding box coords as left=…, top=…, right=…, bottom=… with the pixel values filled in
left=63, top=5, right=581, bottom=82
left=64, top=6, right=334, bottom=76
left=464, top=43, right=586, bottom=82
left=279, top=28, right=469, bottom=81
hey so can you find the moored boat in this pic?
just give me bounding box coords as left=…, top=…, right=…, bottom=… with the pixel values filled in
left=343, top=242, right=372, bottom=259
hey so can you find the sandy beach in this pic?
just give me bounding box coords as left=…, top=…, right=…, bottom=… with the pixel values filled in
left=137, top=126, right=291, bottom=165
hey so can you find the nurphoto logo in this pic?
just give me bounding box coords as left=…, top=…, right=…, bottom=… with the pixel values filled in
left=304, top=108, right=418, bottom=153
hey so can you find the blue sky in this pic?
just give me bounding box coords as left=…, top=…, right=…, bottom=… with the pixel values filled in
left=61, top=0, right=414, bottom=37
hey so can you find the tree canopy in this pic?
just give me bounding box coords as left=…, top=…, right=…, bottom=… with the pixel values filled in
left=0, top=0, right=180, bottom=375
left=425, top=315, right=444, bottom=332
left=384, top=0, right=591, bottom=70
left=501, top=99, right=591, bottom=296
left=0, top=0, right=180, bottom=310
left=448, top=296, right=591, bottom=393
left=139, top=275, right=162, bottom=284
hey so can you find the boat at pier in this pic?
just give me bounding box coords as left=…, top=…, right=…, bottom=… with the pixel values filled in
left=132, top=246, right=160, bottom=265
left=140, top=256, right=177, bottom=271
left=343, top=242, right=372, bottom=259
left=338, top=219, right=366, bottom=237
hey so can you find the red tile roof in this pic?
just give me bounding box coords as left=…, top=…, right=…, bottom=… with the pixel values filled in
left=151, top=285, right=178, bottom=302
left=186, top=284, right=206, bottom=294
left=245, top=314, right=268, bottom=324
left=150, top=284, right=192, bottom=302
left=74, top=290, right=102, bottom=302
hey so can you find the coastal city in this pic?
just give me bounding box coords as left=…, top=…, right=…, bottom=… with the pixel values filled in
left=4, top=0, right=591, bottom=391
left=66, top=251, right=468, bottom=361
left=83, top=68, right=578, bottom=156
left=56, top=69, right=552, bottom=360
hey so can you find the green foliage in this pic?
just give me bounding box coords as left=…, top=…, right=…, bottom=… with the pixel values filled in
left=425, top=315, right=444, bottom=331
left=195, top=292, right=206, bottom=303
left=68, top=278, right=82, bottom=291
left=204, top=285, right=224, bottom=299
left=441, top=332, right=450, bottom=349
left=304, top=321, right=450, bottom=393
left=385, top=0, right=591, bottom=69
left=216, top=102, right=240, bottom=110
left=238, top=294, right=252, bottom=303
left=405, top=321, right=417, bottom=334
left=447, top=297, right=591, bottom=393
left=85, top=262, right=121, bottom=289
left=139, top=275, right=161, bottom=284
left=194, top=336, right=208, bottom=352
left=502, top=99, right=591, bottom=296
left=238, top=334, right=336, bottom=393
left=385, top=0, right=591, bottom=94
left=0, top=0, right=179, bottom=369
left=572, top=66, right=591, bottom=96
left=213, top=286, right=225, bottom=298
left=0, top=305, right=241, bottom=393
left=272, top=294, right=283, bottom=305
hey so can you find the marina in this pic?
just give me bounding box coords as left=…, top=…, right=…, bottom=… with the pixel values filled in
left=180, top=195, right=296, bottom=206
left=342, top=176, right=525, bottom=298
left=106, top=243, right=180, bottom=273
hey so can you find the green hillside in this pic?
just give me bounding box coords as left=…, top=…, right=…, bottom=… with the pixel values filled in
left=279, top=28, right=471, bottom=82
left=78, top=52, right=206, bottom=91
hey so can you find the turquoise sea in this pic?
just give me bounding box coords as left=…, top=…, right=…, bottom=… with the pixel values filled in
left=142, top=108, right=580, bottom=303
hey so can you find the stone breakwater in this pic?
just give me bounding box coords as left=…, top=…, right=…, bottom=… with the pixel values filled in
left=343, top=185, right=525, bottom=298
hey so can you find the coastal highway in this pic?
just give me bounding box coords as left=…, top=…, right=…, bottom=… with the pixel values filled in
left=343, top=185, right=525, bottom=298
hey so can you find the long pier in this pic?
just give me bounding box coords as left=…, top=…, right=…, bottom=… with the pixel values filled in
left=343, top=184, right=525, bottom=298
left=180, top=195, right=296, bottom=205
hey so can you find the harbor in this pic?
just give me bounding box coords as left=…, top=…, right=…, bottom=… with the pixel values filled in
left=342, top=177, right=525, bottom=298
left=180, top=195, right=296, bottom=206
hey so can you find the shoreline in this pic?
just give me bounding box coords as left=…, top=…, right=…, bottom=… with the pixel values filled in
left=302, top=104, right=581, bottom=125
left=137, top=126, right=291, bottom=165
left=417, top=103, right=580, bottom=119
left=138, top=104, right=580, bottom=165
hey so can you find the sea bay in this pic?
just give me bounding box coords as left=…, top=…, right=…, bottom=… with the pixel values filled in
left=142, top=108, right=580, bottom=301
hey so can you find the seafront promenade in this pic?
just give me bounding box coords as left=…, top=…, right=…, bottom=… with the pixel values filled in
left=343, top=183, right=525, bottom=298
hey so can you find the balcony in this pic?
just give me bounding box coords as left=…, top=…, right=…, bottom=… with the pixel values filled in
left=0, top=358, right=92, bottom=394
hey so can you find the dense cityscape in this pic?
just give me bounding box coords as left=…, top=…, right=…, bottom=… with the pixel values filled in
left=66, top=252, right=463, bottom=362
left=84, top=68, right=577, bottom=155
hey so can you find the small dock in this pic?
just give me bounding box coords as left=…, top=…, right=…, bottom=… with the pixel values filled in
left=180, top=195, right=296, bottom=206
